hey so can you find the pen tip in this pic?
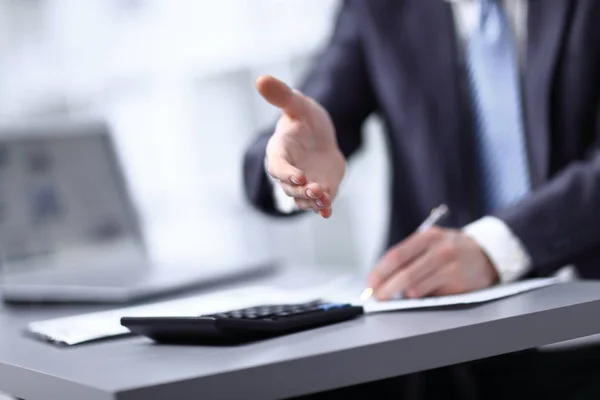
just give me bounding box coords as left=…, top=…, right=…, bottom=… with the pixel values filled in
left=431, top=204, right=449, bottom=215
left=360, top=288, right=373, bottom=302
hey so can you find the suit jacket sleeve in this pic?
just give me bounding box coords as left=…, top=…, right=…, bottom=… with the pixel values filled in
left=497, top=107, right=600, bottom=275
left=243, top=0, right=377, bottom=216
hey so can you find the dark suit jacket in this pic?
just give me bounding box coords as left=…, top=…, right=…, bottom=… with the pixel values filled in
left=244, top=0, right=600, bottom=280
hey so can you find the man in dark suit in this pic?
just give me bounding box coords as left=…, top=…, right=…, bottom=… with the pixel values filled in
left=244, top=0, right=600, bottom=398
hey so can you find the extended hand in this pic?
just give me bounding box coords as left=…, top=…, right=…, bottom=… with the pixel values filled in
left=257, top=75, right=345, bottom=218
left=367, top=227, right=499, bottom=300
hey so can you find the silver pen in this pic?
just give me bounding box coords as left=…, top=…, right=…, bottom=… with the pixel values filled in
left=359, top=204, right=450, bottom=302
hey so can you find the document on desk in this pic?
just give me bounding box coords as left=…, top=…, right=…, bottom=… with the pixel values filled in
left=26, top=276, right=561, bottom=346
left=361, top=277, right=561, bottom=313
left=26, top=284, right=306, bottom=346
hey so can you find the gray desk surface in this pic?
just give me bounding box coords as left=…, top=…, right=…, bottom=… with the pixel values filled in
left=1, top=267, right=600, bottom=400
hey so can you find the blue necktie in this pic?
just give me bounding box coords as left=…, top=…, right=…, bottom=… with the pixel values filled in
left=466, top=0, right=530, bottom=214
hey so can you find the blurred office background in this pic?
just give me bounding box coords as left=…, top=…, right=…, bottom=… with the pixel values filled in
left=0, top=0, right=390, bottom=274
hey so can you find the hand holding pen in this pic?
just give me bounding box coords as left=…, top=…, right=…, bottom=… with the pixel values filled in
left=360, top=205, right=449, bottom=302
left=360, top=204, right=497, bottom=302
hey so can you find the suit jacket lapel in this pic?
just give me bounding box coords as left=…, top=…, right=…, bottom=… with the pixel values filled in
left=525, top=0, right=572, bottom=186
left=398, top=0, right=477, bottom=224
left=373, top=0, right=499, bottom=223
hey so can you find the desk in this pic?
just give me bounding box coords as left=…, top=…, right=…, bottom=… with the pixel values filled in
left=1, top=267, right=600, bottom=400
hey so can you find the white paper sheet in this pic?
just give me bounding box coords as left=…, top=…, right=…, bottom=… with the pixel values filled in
left=362, top=277, right=561, bottom=313
left=26, top=276, right=561, bottom=346
left=27, top=285, right=300, bottom=346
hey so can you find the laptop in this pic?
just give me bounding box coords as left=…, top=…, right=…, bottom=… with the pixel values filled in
left=0, top=120, right=275, bottom=303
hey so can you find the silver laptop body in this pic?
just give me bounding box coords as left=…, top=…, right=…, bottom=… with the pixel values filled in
left=0, top=120, right=273, bottom=303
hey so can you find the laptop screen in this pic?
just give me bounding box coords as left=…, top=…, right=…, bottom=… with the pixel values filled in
left=0, top=123, right=142, bottom=265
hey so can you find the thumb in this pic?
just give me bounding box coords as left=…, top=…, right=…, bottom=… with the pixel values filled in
left=256, top=75, right=309, bottom=119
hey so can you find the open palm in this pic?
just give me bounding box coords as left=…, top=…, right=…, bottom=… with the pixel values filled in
left=258, top=76, right=345, bottom=218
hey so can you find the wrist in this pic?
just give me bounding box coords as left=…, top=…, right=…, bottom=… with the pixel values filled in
left=483, top=252, right=500, bottom=285
left=463, top=216, right=532, bottom=283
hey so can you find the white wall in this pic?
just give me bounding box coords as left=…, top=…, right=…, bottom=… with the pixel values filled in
left=0, top=0, right=390, bottom=275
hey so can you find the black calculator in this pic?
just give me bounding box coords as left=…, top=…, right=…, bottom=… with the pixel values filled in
left=121, top=300, right=364, bottom=344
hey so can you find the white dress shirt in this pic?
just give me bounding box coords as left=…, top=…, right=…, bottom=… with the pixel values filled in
left=267, top=0, right=536, bottom=283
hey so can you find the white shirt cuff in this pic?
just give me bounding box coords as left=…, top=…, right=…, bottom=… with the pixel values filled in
left=264, top=156, right=299, bottom=214
left=463, top=216, right=532, bottom=283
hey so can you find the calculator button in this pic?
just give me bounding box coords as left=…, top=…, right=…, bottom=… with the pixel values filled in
left=273, top=309, right=324, bottom=320
left=258, top=311, right=274, bottom=318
